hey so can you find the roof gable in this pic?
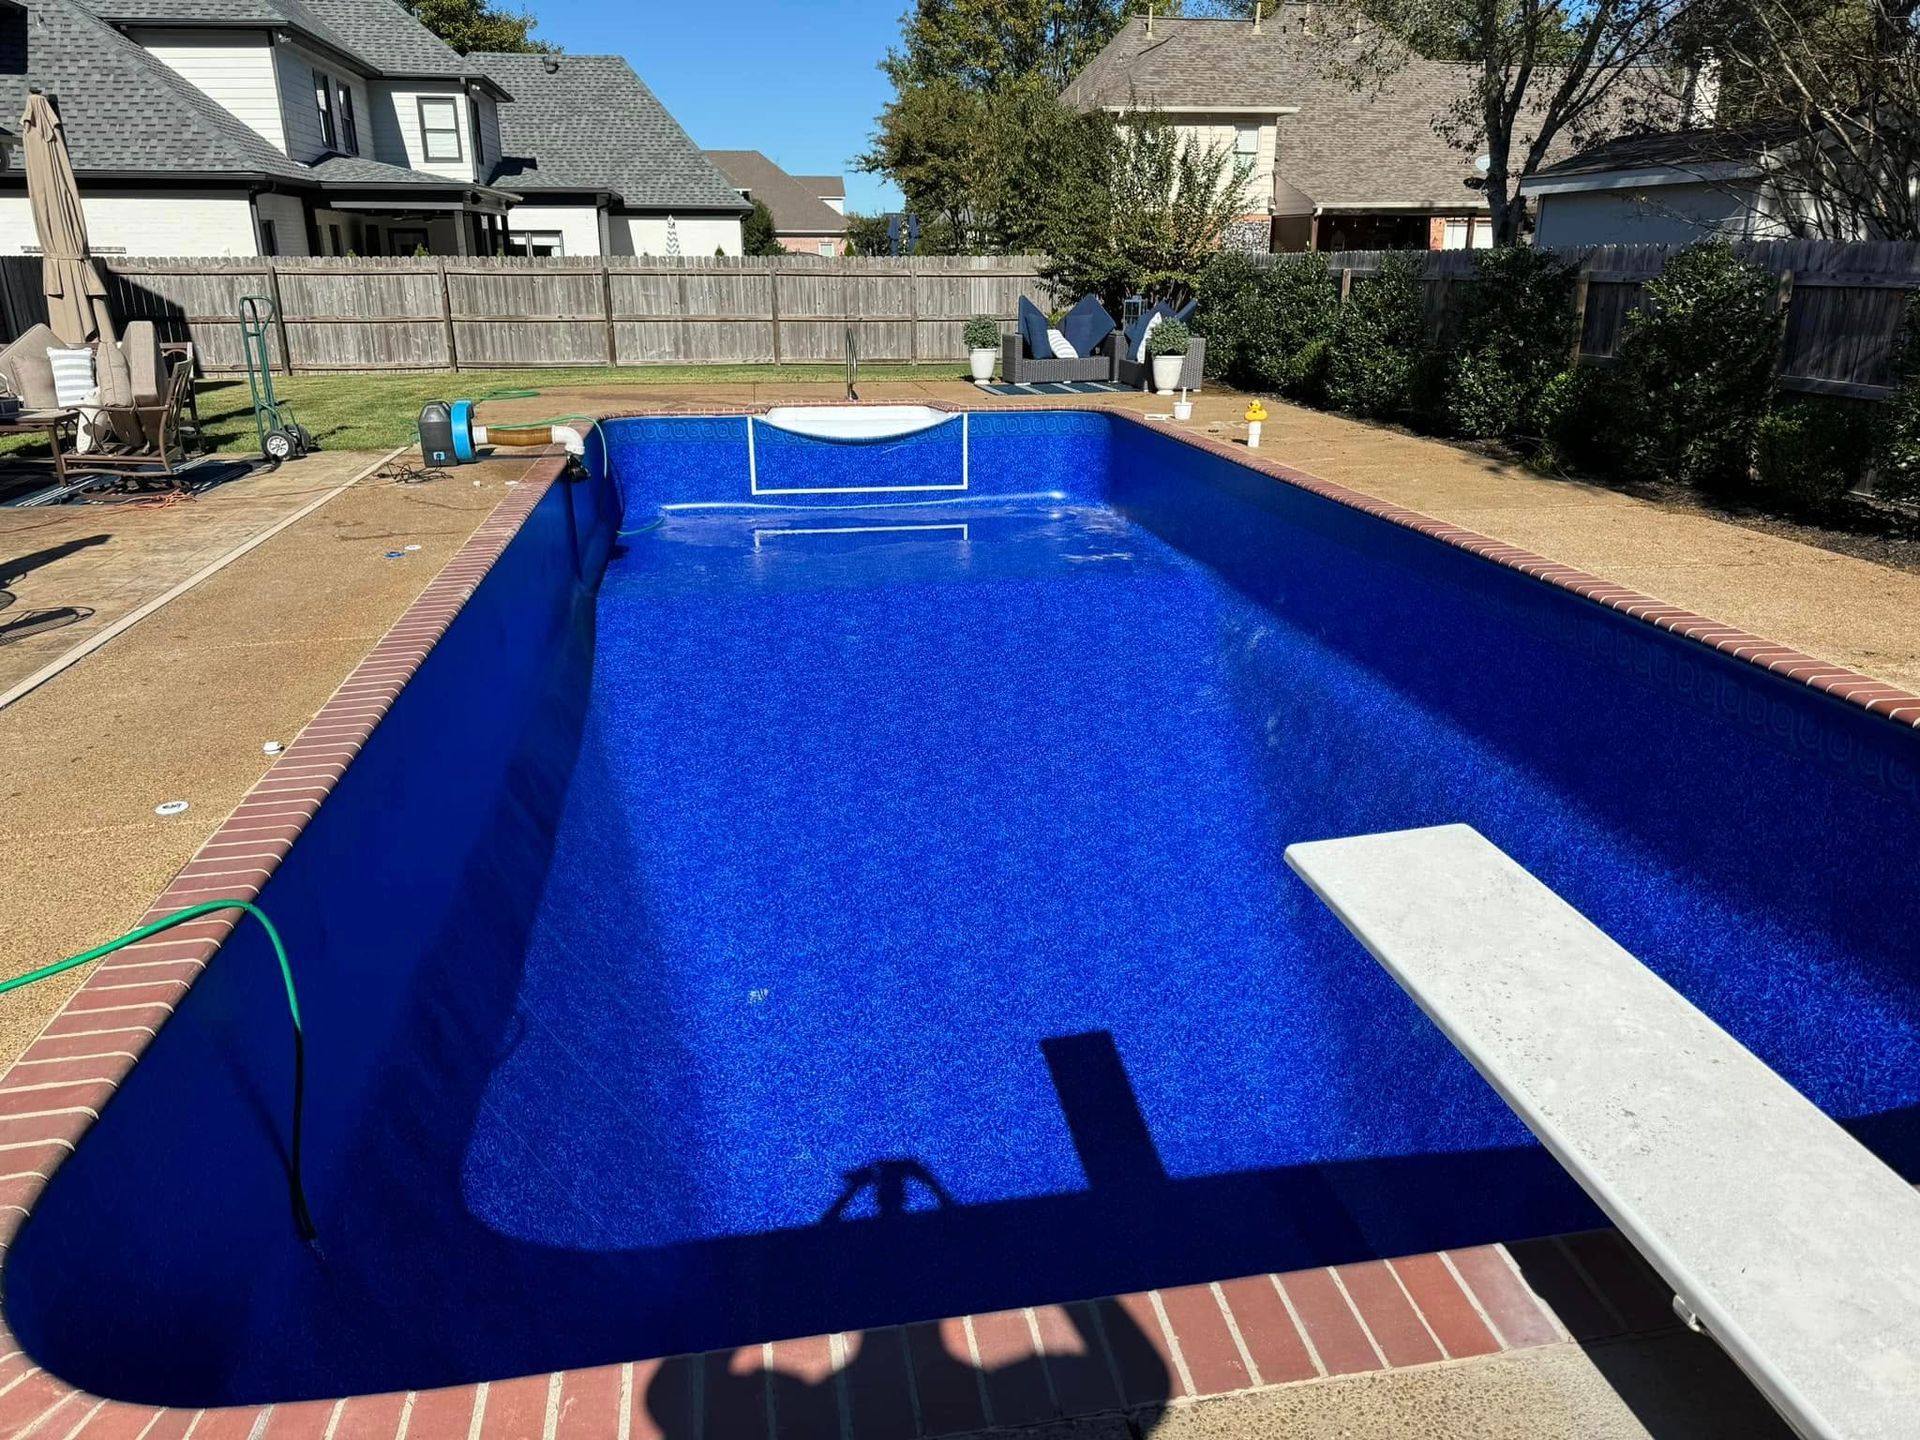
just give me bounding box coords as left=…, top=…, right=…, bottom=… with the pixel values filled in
left=74, top=0, right=470, bottom=77
left=467, top=51, right=748, bottom=211
left=0, top=0, right=310, bottom=178
left=705, top=150, right=846, bottom=234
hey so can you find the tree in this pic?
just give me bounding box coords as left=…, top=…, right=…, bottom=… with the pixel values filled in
left=401, top=0, right=551, bottom=53
left=1674, top=0, right=1920, bottom=239
left=881, top=0, right=1154, bottom=93
left=864, top=75, right=1108, bottom=252
left=742, top=199, right=785, bottom=256
left=861, top=0, right=1152, bottom=252
left=1318, top=0, right=1700, bottom=242
left=1043, top=113, right=1255, bottom=308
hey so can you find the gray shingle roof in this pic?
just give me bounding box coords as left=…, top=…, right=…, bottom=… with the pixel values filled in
left=75, top=0, right=471, bottom=77
left=1524, top=122, right=1790, bottom=182
left=0, top=0, right=310, bottom=177
left=1063, top=14, right=1491, bottom=211
left=0, top=0, right=492, bottom=186
left=705, top=151, right=846, bottom=235
left=467, top=52, right=749, bottom=211
left=307, top=151, right=516, bottom=194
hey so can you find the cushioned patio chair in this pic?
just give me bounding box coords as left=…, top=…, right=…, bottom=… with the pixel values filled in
left=1113, top=299, right=1207, bottom=393
left=999, top=295, right=1121, bottom=384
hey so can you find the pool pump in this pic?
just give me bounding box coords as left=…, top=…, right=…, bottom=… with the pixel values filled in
left=418, top=400, right=586, bottom=466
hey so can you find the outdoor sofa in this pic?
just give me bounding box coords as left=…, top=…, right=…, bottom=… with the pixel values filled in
left=1000, top=294, right=1121, bottom=384
left=1113, top=299, right=1206, bottom=393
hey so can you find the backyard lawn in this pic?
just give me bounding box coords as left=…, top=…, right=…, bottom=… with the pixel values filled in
left=188, top=363, right=963, bottom=454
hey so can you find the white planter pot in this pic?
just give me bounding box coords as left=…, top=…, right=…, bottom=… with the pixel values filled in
left=1151, top=353, right=1184, bottom=394
left=969, top=347, right=997, bottom=382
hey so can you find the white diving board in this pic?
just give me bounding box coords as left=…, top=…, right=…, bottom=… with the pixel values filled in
left=1285, top=823, right=1920, bottom=1440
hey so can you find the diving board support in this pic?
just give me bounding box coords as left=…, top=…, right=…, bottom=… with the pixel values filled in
left=1285, top=823, right=1920, bottom=1440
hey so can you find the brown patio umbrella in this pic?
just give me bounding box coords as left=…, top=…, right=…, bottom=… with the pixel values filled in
left=20, top=91, right=132, bottom=410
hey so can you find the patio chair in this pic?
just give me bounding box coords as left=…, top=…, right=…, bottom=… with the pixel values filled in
left=999, top=294, right=1121, bottom=385
left=1113, top=299, right=1207, bottom=393
left=69, top=346, right=198, bottom=492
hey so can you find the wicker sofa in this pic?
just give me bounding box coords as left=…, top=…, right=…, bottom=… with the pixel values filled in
left=1000, top=330, right=1121, bottom=385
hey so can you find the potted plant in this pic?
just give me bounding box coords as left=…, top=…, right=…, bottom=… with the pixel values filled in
left=1147, top=319, right=1191, bottom=395
left=964, top=316, right=1000, bottom=381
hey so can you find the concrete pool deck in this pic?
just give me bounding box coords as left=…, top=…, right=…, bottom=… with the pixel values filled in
left=0, top=380, right=1908, bottom=1439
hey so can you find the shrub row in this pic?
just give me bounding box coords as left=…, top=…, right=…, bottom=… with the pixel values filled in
left=1195, top=241, right=1920, bottom=517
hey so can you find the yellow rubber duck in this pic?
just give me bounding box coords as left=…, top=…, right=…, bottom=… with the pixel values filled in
left=1245, top=400, right=1268, bottom=423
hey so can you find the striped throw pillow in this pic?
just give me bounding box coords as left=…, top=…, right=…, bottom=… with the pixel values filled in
left=46, top=347, right=96, bottom=407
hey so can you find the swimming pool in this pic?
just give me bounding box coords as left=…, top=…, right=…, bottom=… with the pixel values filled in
left=8, top=408, right=1920, bottom=1408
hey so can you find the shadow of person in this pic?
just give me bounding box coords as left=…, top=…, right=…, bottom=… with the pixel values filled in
left=821, top=1158, right=956, bottom=1222
left=645, top=1030, right=1180, bottom=1437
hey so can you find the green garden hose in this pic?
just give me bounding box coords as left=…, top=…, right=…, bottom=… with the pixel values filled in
left=1, top=901, right=317, bottom=1241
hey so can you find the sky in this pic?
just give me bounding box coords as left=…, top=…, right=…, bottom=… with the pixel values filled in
left=528, top=0, right=909, bottom=215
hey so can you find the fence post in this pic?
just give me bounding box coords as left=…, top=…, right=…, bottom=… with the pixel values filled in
left=601, top=263, right=617, bottom=367
left=1569, top=272, right=1590, bottom=369
left=1340, top=268, right=1353, bottom=303
left=263, top=262, right=294, bottom=374
left=437, top=258, right=459, bottom=372
left=1771, top=270, right=1796, bottom=378
left=908, top=257, right=919, bottom=365
left=769, top=260, right=783, bottom=364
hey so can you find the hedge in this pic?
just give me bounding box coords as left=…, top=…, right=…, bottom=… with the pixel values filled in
left=1191, top=238, right=1914, bottom=518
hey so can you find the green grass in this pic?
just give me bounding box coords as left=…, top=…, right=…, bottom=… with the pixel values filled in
left=188, top=363, right=963, bottom=455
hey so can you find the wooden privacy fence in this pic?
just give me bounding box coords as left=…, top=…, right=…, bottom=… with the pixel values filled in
left=1256, top=239, right=1920, bottom=400
left=0, top=254, right=1050, bottom=373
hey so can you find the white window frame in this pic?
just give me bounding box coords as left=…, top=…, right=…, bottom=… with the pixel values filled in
left=506, top=230, right=565, bottom=257
left=418, top=96, right=464, bottom=163
left=313, top=69, right=337, bottom=151
left=337, top=82, right=359, bottom=155
left=1234, top=124, right=1260, bottom=160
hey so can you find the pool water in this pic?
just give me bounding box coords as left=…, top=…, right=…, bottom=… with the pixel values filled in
left=10, top=411, right=1920, bottom=1406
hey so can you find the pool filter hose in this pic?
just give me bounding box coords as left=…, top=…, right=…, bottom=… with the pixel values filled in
left=0, top=900, right=317, bottom=1242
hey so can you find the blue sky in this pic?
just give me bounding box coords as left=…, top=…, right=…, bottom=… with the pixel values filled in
left=530, top=0, right=907, bottom=215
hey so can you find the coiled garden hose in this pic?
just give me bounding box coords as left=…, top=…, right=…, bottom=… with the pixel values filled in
left=0, top=900, right=316, bottom=1242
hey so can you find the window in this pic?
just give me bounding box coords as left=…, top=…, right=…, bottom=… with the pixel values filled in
left=1234, top=124, right=1259, bottom=161
left=260, top=219, right=278, bottom=256
left=418, top=96, right=463, bottom=163
left=313, top=69, right=336, bottom=151
left=389, top=227, right=429, bottom=256
left=1441, top=218, right=1469, bottom=250
left=327, top=223, right=343, bottom=256
left=818, top=239, right=835, bottom=257
left=505, top=230, right=564, bottom=257
left=337, top=82, right=358, bottom=155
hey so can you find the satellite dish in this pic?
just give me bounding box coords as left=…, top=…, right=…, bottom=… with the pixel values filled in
left=1474, top=154, right=1492, bottom=174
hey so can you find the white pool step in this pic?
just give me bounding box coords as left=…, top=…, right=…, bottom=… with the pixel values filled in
left=1285, top=823, right=1920, bottom=1440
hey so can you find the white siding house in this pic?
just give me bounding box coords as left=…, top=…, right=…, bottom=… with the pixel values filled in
left=0, top=0, right=744, bottom=257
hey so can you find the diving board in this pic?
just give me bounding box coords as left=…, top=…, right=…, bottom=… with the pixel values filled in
left=1285, top=824, right=1920, bottom=1440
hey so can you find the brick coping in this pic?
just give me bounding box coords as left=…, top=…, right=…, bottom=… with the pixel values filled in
left=0, top=406, right=1897, bottom=1438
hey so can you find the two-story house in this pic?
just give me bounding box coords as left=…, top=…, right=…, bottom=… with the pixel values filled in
left=1062, top=12, right=1503, bottom=252
left=0, top=0, right=747, bottom=257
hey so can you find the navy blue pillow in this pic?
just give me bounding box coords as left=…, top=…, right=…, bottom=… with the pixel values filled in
left=1171, top=297, right=1198, bottom=324
left=1060, top=294, right=1116, bottom=360
left=1125, top=302, right=1173, bottom=360
left=1017, top=296, right=1052, bottom=359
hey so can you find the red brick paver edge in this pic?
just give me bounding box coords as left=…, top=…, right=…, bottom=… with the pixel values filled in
left=0, top=404, right=1828, bottom=1438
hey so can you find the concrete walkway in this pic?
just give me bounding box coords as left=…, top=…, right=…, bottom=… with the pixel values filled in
left=0, top=446, right=540, bottom=1063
